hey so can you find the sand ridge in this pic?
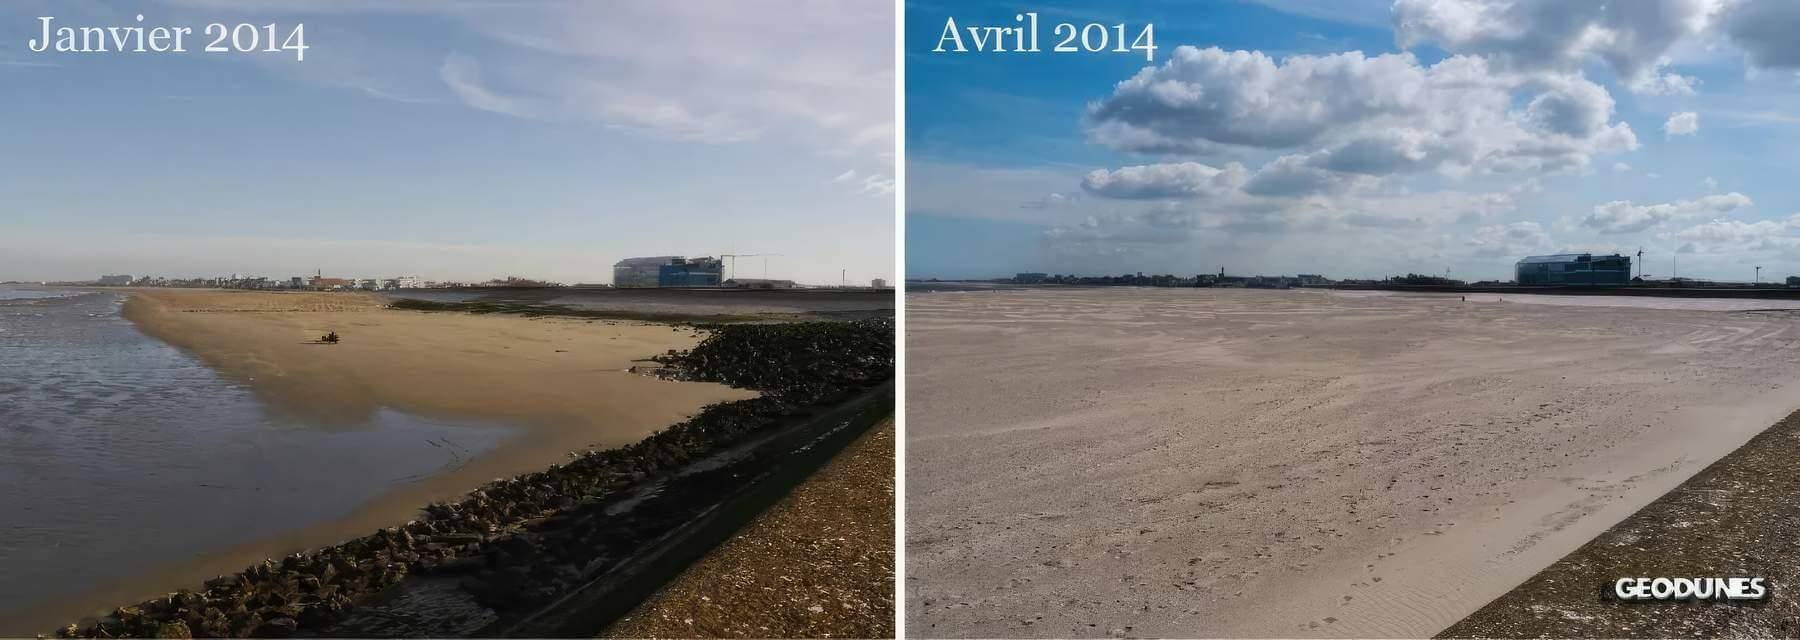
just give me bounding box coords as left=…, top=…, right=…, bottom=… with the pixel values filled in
left=905, top=287, right=1800, bottom=638
left=120, top=288, right=754, bottom=431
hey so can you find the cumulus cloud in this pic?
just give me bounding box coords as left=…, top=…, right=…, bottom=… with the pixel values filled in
left=1582, top=192, right=1753, bottom=234
left=1675, top=217, right=1797, bottom=248
left=1664, top=111, right=1700, bottom=136
left=1724, top=0, right=1800, bottom=70
left=1244, top=154, right=1379, bottom=196
left=1392, top=0, right=1800, bottom=86
left=1467, top=221, right=1552, bottom=258
left=1080, top=162, right=1249, bottom=200
left=1392, top=0, right=1718, bottom=94
left=1665, top=214, right=1800, bottom=268
left=1042, top=206, right=1217, bottom=246
left=1085, top=47, right=1636, bottom=177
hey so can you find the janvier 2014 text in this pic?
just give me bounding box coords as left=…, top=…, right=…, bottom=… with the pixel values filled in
left=27, top=15, right=308, bottom=62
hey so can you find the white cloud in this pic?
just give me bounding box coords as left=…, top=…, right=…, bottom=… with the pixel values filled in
left=1702, top=176, right=1720, bottom=191
left=1467, top=221, right=1552, bottom=258
left=1664, top=111, right=1701, bottom=136
left=1391, top=0, right=1721, bottom=95
left=1021, top=193, right=1079, bottom=210
left=438, top=53, right=538, bottom=120
left=1085, top=47, right=1637, bottom=177
left=859, top=174, right=896, bottom=197
left=1244, top=154, right=1380, bottom=196
left=164, top=1, right=894, bottom=164
left=1675, top=217, right=1796, bottom=247
left=1582, top=192, right=1753, bottom=234
left=1614, top=162, right=1632, bottom=173
left=1080, top=162, right=1250, bottom=200
left=1666, top=215, right=1800, bottom=267
left=1627, top=67, right=1700, bottom=96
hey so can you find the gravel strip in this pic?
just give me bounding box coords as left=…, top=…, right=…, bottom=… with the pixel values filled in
left=605, top=419, right=895, bottom=639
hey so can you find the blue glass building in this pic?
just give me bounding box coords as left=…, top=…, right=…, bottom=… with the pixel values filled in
left=658, top=258, right=723, bottom=287
left=1515, top=253, right=1631, bottom=286
left=612, top=256, right=724, bottom=288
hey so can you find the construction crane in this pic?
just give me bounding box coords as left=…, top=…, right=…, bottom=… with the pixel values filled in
left=719, top=253, right=781, bottom=282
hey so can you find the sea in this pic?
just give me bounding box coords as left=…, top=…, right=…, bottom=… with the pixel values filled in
left=0, top=287, right=514, bottom=630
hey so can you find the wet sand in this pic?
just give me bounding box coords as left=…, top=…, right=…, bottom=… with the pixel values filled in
left=905, top=288, right=1800, bottom=638
left=5, top=288, right=752, bottom=634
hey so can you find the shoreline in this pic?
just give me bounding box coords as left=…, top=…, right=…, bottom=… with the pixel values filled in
left=0, top=289, right=753, bottom=635
left=37, top=313, right=894, bottom=639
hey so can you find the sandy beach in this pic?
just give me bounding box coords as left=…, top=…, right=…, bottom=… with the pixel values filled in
left=7, top=288, right=752, bottom=634
left=905, top=287, right=1800, bottom=638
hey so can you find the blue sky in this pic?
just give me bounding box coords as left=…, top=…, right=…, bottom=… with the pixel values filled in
left=0, top=0, right=893, bottom=286
left=907, top=0, right=1800, bottom=282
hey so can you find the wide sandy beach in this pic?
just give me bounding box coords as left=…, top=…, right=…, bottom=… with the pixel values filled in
left=905, top=287, right=1800, bottom=638
left=8, top=288, right=752, bottom=633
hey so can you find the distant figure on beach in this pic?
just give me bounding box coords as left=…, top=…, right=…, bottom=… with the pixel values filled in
left=321, top=331, right=339, bottom=344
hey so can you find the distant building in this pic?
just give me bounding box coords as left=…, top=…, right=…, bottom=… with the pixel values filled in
left=1014, top=272, right=1048, bottom=284
left=1516, top=253, right=1631, bottom=286
left=725, top=278, right=796, bottom=289
left=872, top=278, right=888, bottom=288
left=1245, top=276, right=1292, bottom=289
left=309, top=276, right=353, bottom=290
left=613, top=256, right=724, bottom=288
left=659, top=257, right=723, bottom=288
left=614, top=256, right=680, bottom=288
left=97, top=274, right=133, bottom=286
left=1295, top=274, right=1331, bottom=286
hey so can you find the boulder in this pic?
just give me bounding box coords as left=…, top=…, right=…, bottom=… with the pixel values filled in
left=152, top=621, right=191, bottom=639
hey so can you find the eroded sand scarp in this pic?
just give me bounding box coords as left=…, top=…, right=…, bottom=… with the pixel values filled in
left=905, top=288, right=1800, bottom=638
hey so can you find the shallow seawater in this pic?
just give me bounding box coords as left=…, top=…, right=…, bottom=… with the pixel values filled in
left=0, top=288, right=516, bottom=624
